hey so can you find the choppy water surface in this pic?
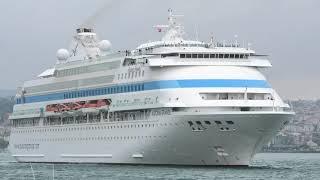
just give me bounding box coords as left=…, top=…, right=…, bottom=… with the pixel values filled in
left=0, top=150, right=319, bottom=180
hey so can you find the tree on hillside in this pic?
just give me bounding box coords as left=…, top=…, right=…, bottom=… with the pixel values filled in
left=0, top=97, right=14, bottom=124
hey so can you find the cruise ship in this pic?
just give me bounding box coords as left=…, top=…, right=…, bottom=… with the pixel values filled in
left=9, top=10, right=294, bottom=166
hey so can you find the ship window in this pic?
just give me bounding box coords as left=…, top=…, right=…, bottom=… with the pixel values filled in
left=210, top=54, right=215, bottom=58
left=196, top=121, right=202, bottom=125
left=224, top=54, right=229, bottom=58
left=214, top=121, right=222, bottom=125
left=235, top=54, right=240, bottom=59
left=240, top=107, right=250, bottom=111
left=198, top=54, right=203, bottom=58
left=230, top=54, right=235, bottom=58
left=205, top=121, right=211, bottom=125
left=192, top=54, right=197, bottom=58
left=204, top=54, right=209, bottom=58
left=219, top=54, right=223, bottom=58
left=142, top=71, right=145, bottom=76
left=240, top=54, right=244, bottom=58
left=188, top=121, right=193, bottom=126
left=180, top=54, right=186, bottom=58
left=161, top=53, right=179, bottom=58
left=226, top=121, right=234, bottom=125
left=186, top=54, right=192, bottom=58
left=125, top=73, right=127, bottom=79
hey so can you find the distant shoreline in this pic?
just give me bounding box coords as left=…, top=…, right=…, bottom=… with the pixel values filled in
left=261, top=150, right=320, bottom=153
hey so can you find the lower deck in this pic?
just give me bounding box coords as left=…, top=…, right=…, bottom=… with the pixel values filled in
left=9, top=112, right=293, bottom=165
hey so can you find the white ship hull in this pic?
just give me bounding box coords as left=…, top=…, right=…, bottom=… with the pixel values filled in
left=9, top=112, right=292, bottom=166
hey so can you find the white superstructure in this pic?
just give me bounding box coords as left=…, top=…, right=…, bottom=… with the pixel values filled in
left=8, top=10, right=294, bottom=166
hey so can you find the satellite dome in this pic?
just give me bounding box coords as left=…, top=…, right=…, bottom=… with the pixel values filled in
left=56, top=49, right=70, bottom=61
left=99, top=40, right=112, bottom=51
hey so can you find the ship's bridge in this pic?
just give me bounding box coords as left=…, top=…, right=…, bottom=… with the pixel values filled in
left=132, top=9, right=266, bottom=68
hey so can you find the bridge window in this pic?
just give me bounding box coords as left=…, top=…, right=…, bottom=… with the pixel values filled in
left=186, top=54, right=191, bottom=58
left=235, top=54, right=240, bottom=59
left=161, top=53, right=179, bottom=58
left=219, top=54, right=223, bottom=58
left=192, top=54, right=197, bottom=58
left=210, top=54, right=216, bottom=58
left=180, top=54, right=186, bottom=58
left=204, top=54, right=209, bottom=58
left=224, top=54, right=229, bottom=58
left=230, top=54, right=235, bottom=58
left=198, top=54, right=203, bottom=58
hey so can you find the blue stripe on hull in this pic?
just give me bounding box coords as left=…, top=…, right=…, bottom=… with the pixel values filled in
left=144, top=79, right=270, bottom=90
left=18, top=79, right=270, bottom=104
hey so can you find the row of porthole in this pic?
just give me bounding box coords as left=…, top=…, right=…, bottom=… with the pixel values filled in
left=25, top=135, right=168, bottom=142
left=188, top=120, right=234, bottom=126
left=13, top=122, right=186, bottom=134
left=188, top=120, right=236, bottom=131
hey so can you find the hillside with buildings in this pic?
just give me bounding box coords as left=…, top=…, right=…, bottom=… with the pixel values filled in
left=0, top=97, right=13, bottom=149
left=265, top=100, right=320, bottom=152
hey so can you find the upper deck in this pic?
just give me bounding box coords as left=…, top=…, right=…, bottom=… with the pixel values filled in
left=14, top=9, right=273, bottom=105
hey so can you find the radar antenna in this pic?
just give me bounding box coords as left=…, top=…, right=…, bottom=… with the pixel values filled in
left=154, top=9, right=185, bottom=42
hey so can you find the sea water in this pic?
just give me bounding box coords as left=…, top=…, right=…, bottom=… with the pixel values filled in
left=0, top=150, right=319, bottom=180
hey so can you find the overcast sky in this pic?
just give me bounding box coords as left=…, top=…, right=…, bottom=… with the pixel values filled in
left=0, top=0, right=319, bottom=100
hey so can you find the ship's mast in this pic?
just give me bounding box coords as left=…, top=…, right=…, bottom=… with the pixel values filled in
left=154, top=9, right=185, bottom=42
